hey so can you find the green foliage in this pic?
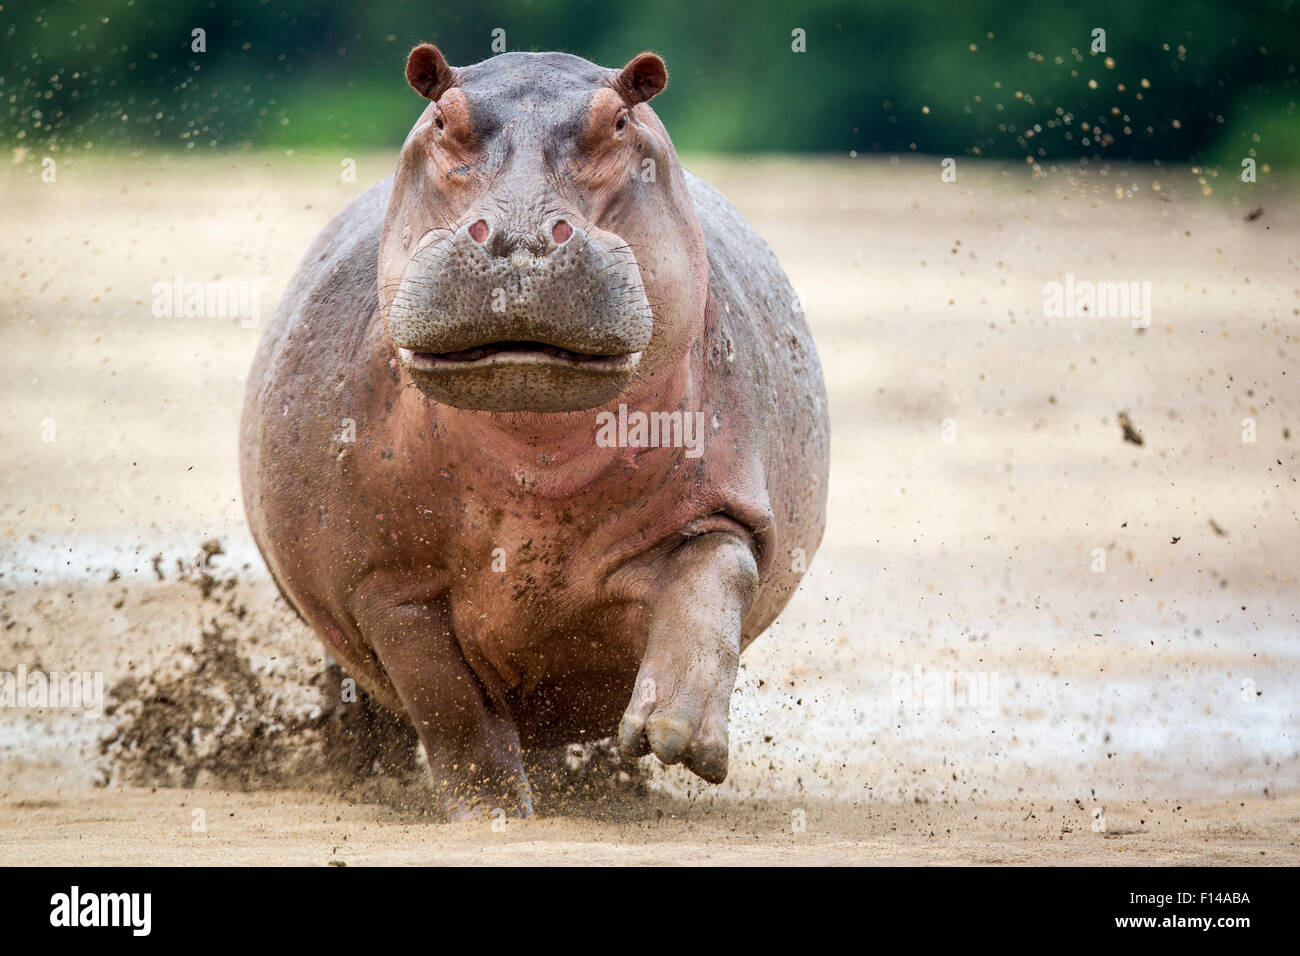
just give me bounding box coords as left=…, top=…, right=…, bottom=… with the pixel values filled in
left=2, top=0, right=1297, bottom=165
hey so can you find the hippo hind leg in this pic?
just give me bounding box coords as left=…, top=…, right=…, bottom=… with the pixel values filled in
left=353, top=596, right=534, bottom=820
left=618, top=532, right=758, bottom=783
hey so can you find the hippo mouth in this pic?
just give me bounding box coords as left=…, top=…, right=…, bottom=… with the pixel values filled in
left=399, top=341, right=641, bottom=373
left=394, top=338, right=645, bottom=412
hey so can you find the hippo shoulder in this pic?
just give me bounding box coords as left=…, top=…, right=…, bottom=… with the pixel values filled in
left=241, top=174, right=394, bottom=497
left=683, top=169, right=823, bottom=399
left=267, top=174, right=393, bottom=349
left=243, top=174, right=393, bottom=441
left=684, top=170, right=797, bottom=317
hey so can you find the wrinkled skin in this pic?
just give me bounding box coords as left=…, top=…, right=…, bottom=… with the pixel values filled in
left=240, top=46, right=829, bottom=819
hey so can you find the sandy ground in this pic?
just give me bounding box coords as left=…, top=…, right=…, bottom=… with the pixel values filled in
left=4, top=789, right=1296, bottom=865
left=1, top=151, right=1297, bottom=864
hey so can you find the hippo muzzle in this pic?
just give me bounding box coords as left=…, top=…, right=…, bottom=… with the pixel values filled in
left=387, top=213, right=653, bottom=413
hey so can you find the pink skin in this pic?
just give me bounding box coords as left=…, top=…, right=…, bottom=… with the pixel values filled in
left=240, top=46, right=829, bottom=819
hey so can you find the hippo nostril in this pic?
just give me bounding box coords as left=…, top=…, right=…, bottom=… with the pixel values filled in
left=552, top=220, right=573, bottom=244
left=468, top=219, right=489, bottom=244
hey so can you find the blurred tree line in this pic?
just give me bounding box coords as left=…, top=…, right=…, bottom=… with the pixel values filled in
left=2, top=0, right=1297, bottom=166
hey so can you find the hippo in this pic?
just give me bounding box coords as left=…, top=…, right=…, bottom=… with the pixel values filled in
left=240, top=44, right=829, bottom=819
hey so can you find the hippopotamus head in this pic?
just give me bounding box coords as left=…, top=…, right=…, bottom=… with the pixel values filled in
left=379, top=45, right=708, bottom=413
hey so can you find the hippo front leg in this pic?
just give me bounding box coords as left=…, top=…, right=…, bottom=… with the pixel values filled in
left=354, top=597, right=534, bottom=820
left=618, top=532, right=759, bottom=783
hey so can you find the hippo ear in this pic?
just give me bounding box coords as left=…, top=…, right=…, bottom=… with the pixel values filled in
left=615, top=52, right=667, bottom=105
left=406, top=43, right=456, bottom=100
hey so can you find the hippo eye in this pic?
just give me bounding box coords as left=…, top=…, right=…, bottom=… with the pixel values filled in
left=434, top=112, right=445, bottom=131
left=614, top=110, right=628, bottom=132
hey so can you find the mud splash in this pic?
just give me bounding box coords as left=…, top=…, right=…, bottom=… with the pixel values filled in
left=93, top=538, right=645, bottom=812
left=96, top=540, right=422, bottom=795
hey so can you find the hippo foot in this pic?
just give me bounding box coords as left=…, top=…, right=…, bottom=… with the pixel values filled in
left=618, top=654, right=735, bottom=783
left=355, top=597, right=535, bottom=822
left=433, top=774, right=535, bottom=822
left=617, top=532, right=758, bottom=784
